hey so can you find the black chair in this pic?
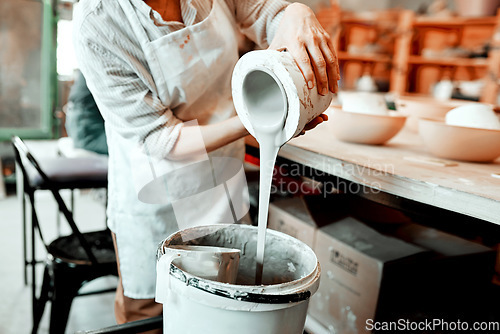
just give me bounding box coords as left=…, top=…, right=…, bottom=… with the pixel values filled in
left=17, top=139, right=109, bottom=286
left=12, top=136, right=118, bottom=334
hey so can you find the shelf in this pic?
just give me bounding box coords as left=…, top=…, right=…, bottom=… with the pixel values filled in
left=341, top=18, right=378, bottom=25
left=408, top=55, right=489, bottom=67
left=338, top=51, right=392, bottom=63
left=413, top=16, right=498, bottom=27
left=340, top=11, right=399, bottom=25
left=318, top=6, right=500, bottom=101
left=340, top=14, right=379, bottom=24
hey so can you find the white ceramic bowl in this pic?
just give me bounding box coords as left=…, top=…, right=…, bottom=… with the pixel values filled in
left=395, top=95, right=469, bottom=132
left=419, top=119, right=500, bottom=162
left=330, top=107, right=407, bottom=145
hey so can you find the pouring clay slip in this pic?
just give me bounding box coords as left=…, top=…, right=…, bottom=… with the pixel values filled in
left=232, top=50, right=333, bottom=283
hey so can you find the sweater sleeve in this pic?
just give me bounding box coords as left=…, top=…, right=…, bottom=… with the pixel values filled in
left=228, top=0, right=289, bottom=48
left=74, top=18, right=183, bottom=160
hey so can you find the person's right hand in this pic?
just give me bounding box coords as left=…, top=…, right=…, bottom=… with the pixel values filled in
left=269, top=3, right=340, bottom=96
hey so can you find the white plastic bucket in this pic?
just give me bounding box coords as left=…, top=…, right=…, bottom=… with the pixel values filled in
left=160, top=245, right=240, bottom=283
left=156, top=224, right=321, bottom=334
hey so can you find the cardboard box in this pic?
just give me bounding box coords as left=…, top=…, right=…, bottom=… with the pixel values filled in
left=384, top=222, right=497, bottom=308
left=393, top=222, right=493, bottom=259
left=268, top=194, right=411, bottom=249
left=268, top=197, right=317, bottom=248
left=309, top=217, right=427, bottom=334
left=268, top=195, right=496, bottom=333
left=267, top=196, right=348, bottom=248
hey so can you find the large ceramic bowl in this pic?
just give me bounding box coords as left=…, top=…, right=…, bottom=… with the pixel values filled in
left=330, top=107, right=407, bottom=145
left=419, top=119, right=500, bottom=162
left=395, top=95, right=469, bottom=132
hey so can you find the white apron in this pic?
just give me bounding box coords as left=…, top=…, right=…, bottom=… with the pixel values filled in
left=111, top=0, right=244, bottom=298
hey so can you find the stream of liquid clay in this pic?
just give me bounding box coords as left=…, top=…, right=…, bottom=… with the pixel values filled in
left=254, top=130, right=281, bottom=284
left=244, top=68, right=288, bottom=284
left=251, top=107, right=286, bottom=284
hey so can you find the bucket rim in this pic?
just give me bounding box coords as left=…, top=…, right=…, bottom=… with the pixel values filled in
left=157, top=224, right=321, bottom=304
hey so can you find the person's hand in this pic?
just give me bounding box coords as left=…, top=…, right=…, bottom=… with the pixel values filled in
left=269, top=3, right=340, bottom=96
left=297, top=114, right=328, bottom=136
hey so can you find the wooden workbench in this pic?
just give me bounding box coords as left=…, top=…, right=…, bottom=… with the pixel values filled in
left=251, top=113, right=500, bottom=225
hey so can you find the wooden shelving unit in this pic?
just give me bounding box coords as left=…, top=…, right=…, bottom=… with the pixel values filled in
left=317, top=6, right=400, bottom=91
left=317, top=6, right=500, bottom=103
left=407, top=55, right=489, bottom=67
left=412, top=16, right=498, bottom=27
left=337, top=51, right=392, bottom=63
left=392, top=9, right=500, bottom=102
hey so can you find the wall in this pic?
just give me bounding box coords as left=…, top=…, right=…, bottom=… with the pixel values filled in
left=0, top=0, right=42, bottom=129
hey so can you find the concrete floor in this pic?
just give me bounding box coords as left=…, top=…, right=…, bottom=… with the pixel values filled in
left=0, top=189, right=117, bottom=334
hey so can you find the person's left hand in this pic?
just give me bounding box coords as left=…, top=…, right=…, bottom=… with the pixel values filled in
left=269, top=3, right=340, bottom=96
left=297, top=113, right=328, bottom=136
